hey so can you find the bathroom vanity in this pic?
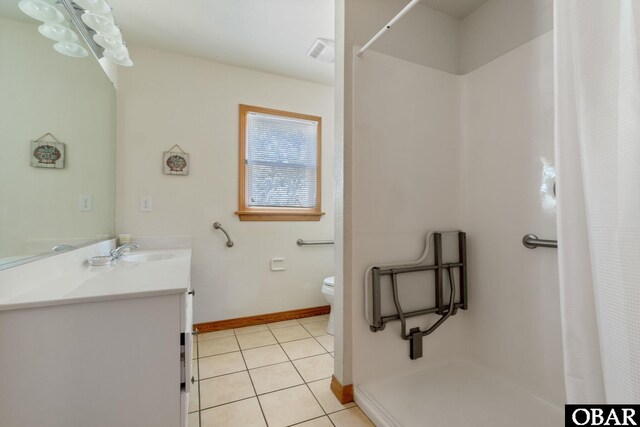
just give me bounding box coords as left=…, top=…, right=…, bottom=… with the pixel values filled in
left=0, top=243, right=193, bottom=427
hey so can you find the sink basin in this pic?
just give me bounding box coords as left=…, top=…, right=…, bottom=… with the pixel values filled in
left=122, top=251, right=178, bottom=263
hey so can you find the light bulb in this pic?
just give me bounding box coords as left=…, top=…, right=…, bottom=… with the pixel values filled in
left=18, top=0, right=65, bottom=23
left=53, top=41, right=89, bottom=58
left=104, top=46, right=133, bottom=67
left=81, top=12, right=120, bottom=36
left=93, top=32, right=123, bottom=50
left=38, top=22, right=79, bottom=42
left=73, top=0, right=110, bottom=14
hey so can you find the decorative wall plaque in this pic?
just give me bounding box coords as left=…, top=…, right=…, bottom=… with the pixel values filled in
left=30, top=133, right=65, bottom=169
left=163, top=144, right=189, bottom=176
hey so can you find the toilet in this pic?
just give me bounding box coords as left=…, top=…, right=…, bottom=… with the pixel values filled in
left=321, top=276, right=335, bottom=335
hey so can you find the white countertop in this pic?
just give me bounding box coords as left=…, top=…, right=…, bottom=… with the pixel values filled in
left=0, top=249, right=191, bottom=311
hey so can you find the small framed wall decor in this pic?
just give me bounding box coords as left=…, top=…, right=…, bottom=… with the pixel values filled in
left=163, top=144, right=190, bottom=176
left=30, top=133, right=65, bottom=169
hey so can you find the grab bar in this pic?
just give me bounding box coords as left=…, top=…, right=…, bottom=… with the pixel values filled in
left=213, top=222, right=234, bottom=247
left=522, top=234, right=557, bottom=249
left=52, top=244, right=76, bottom=252
left=296, top=239, right=334, bottom=246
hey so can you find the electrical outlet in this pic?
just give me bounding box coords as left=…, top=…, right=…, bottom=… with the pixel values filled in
left=140, top=196, right=153, bottom=212
left=79, top=195, right=92, bottom=211
left=270, top=258, right=287, bottom=271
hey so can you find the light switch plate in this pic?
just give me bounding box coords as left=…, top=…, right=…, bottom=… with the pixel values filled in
left=79, top=195, right=92, bottom=211
left=140, top=196, right=152, bottom=212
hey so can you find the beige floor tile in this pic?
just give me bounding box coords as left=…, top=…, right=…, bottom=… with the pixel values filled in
left=198, top=336, right=239, bottom=357
left=271, top=325, right=312, bottom=343
left=192, top=359, right=198, bottom=380
left=259, top=385, right=324, bottom=427
left=295, top=416, right=334, bottom=427
left=267, top=319, right=300, bottom=329
left=198, top=351, right=246, bottom=379
left=293, top=353, right=334, bottom=382
left=302, top=321, right=330, bottom=337
left=200, top=397, right=266, bottom=427
left=234, top=324, right=268, bottom=335
left=189, top=384, right=199, bottom=413
left=236, top=330, right=277, bottom=350
left=315, top=334, right=334, bottom=352
left=330, top=407, right=375, bottom=427
left=249, top=361, right=304, bottom=394
left=197, top=329, right=235, bottom=340
left=199, top=371, right=255, bottom=409
left=308, top=378, right=356, bottom=414
left=298, top=315, right=329, bottom=325
left=188, top=411, right=200, bottom=427
left=281, top=338, right=326, bottom=360
left=192, top=342, right=198, bottom=359
left=242, top=344, right=289, bottom=369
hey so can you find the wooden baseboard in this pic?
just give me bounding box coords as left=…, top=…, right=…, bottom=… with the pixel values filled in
left=194, top=305, right=330, bottom=333
left=330, top=375, right=354, bottom=404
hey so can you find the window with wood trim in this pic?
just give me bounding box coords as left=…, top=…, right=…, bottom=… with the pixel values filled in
left=236, top=105, right=323, bottom=221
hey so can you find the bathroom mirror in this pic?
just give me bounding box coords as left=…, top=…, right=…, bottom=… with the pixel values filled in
left=0, top=3, right=116, bottom=269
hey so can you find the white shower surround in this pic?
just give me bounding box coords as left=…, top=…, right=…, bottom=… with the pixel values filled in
left=350, top=32, right=563, bottom=426
left=350, top=47, right=465, bottom=387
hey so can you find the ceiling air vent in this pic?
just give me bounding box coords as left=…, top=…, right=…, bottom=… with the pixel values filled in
left=306, top=38, right=335, bottom=63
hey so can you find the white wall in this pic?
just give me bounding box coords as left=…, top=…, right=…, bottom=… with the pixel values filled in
left=460, top=0, right=553, bottom=73
left=0, top=17, right=116, bottom=259
left=462, top=31, right=564, bottom=407
left=333, top=0, right=347, bottom=384
left=116, top=46, right=334, bottom=323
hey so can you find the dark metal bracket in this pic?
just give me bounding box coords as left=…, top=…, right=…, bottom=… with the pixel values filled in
left=370, top=232, right=468, bottom=360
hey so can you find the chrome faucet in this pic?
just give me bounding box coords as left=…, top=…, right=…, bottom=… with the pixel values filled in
left=110, top=243, right=141, bottom=260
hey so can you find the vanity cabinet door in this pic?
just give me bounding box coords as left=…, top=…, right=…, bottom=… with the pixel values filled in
left=180, top=288, right=195, bottom=427
left=0, top=294, right=183, bottom=427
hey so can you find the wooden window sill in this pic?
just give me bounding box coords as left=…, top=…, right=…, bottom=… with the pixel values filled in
left=235, top=210, right=325, bottom=221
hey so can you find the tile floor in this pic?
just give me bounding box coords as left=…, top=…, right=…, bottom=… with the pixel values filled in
left=189, top=315, right=374, bottom=427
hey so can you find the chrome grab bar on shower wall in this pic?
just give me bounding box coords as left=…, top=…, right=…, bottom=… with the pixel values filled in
left=296, top=239, right=334, bottom=246
left=213, top=222, right=234, bottom=247
left=522, top=234, right=557, bottom=249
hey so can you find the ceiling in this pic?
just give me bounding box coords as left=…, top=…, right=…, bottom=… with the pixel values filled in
left=107, top=0, right=335, bottom=85
left=103, top=0, right=483, bottom=85
left=420, top=0, right=488, bottom=19
left=0, top=1, right=31, bottom=22
left=1, top=0, right=488, bottom=86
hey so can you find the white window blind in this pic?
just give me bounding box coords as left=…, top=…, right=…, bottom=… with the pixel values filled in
left=246, top=112, right=318, bottom=208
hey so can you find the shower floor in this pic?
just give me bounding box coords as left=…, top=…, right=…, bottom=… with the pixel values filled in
left=356, top=360, right=563, bottom=427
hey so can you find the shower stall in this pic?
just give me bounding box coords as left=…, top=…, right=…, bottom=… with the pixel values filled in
left=335, top=0, right=640, bottom=425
